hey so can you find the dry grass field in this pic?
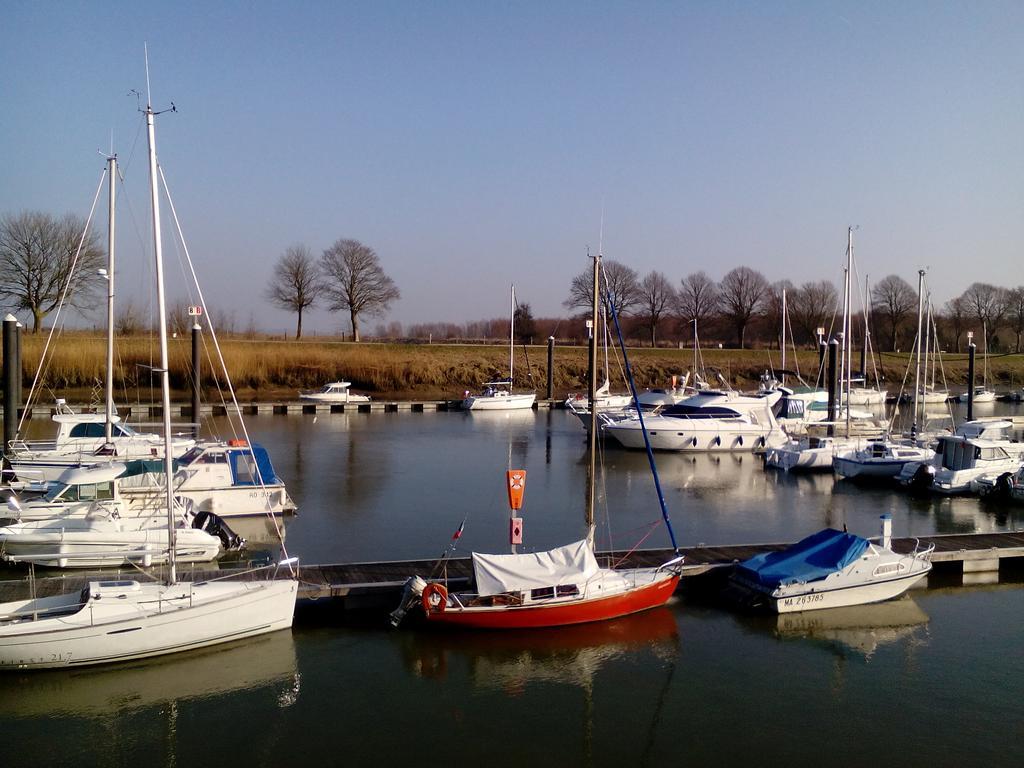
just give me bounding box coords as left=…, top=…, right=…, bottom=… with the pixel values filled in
left=13, top=332, right=1024, bottom=402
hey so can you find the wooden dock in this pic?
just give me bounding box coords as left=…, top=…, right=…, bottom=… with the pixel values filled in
left=2, top=531, right=1022, bottom=610
left=1, top=398, right=565, bottom=419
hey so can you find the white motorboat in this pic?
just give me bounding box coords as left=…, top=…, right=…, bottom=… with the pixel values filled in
left=730, top=516, right=933, bottom=613
left=298, top=381, right=370, bottom=403
left=601, top=389, right=786, bottom=452
left=0, top=515, right=223, bottom=568
left=463, top=285, right=536, bottom=411
left=7, top=443, right=295, bottom=523
left=971, top=465, right=1024, bottom=502
left=0, top=73, right=297, bottom=669
left=766, top=435, right=857, bottom=472
left=897, top=420, right=1024, bottom=494
left=833, top=439, right=936, bottom=481
left=7, top=405, right=195, bottom=483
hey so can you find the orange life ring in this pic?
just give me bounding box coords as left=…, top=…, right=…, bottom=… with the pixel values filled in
left=421, top=582, right=448, bottom=614
left=227, top=439, right=248, bottom=447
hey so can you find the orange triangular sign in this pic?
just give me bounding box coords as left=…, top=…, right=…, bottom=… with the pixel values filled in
left=506, top=469, right=526, bottom=510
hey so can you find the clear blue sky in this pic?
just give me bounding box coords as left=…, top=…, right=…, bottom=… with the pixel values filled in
left=2, top=1, right=1021, bottom=334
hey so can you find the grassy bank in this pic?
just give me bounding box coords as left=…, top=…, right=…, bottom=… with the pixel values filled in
left=15, top=333, right=1024, bottom=401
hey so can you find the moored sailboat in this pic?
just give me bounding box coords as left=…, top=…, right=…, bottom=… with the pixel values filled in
left=0, top=63, right=297, bottom=669
left=392, top=250, right=683, bottom=629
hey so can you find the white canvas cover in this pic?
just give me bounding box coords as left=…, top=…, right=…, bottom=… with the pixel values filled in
left=472, top=539, right=601, bottom=597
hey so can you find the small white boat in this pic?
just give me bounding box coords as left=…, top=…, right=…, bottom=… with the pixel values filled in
left=7, top=404, right=195, bottom=484
left=463, top=284, right=536, bottom=411
left=0, top=515, right=225, bottom=568
left=833, top=439, right=936, bottom=481
left=298, top=381, right=370, bottom=403
left=463, top=381, right=536, bottom=411
left=971, top=465, right=1024, bottom=502
left=957, top=386, right=996, bottom=404
left=765, top=435, right=856, bottom=472
left=897, top=420, right=1024, bottom=494
left=730, top=516, right=933, bottom=613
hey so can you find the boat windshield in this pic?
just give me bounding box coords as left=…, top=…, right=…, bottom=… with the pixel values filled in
left=660, top=404, right=741, bottom=419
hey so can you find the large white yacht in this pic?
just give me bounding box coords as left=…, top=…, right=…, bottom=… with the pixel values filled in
left=600, top=389, right=786, bottom=452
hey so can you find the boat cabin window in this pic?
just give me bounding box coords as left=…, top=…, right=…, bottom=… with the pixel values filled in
left=55, top=481, right=115, bottom=502
left=556, top=584, right=579, bottom=597
left=233, top=454, right=258, bottom=484
left=530, top=587, right=555, bottom=600
left=68, top=423, right=137, bottom=439
left=179, top=447, right=227, bottom=466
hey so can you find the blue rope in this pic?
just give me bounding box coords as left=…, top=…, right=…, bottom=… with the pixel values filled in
left=605, top=292, right=680, bottom=553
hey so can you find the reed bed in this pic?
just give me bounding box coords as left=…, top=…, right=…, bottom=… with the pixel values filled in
left=13, top=332, right=1024, bottom=401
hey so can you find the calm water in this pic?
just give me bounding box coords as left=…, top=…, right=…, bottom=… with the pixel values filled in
left=4, top=403, right=1024, bottom=766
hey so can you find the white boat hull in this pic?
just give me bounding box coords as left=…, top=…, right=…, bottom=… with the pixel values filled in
left=771, top=570, right=930, bottom=613
left=0, top=578, right=297, bottom=669
left=463, top=393, right=536, bottom=411
left=605, top=419, right=784, bottom=452
left=0, top=525, right=221, bottom=568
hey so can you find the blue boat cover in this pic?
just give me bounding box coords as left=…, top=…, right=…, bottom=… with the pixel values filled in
left=227, top=443, right=280, bottom=485
left=736, top=528, right=869, bottom=589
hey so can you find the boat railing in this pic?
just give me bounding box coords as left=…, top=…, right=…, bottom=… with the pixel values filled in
left=911, top=540, right=936, bottom=561
left=656, top=555, right=686, bottom=574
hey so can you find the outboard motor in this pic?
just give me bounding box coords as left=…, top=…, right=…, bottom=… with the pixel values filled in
left=909, top=463, right=936, bottom=491
left=389, top=575, right=428, bottom=628
left=192, top=510, right=246, bottom=550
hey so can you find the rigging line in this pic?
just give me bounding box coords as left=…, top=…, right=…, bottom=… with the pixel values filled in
left=605, top=289, right=680, bottom=553
left=158, top=167, right=291, bottom=565
left=18, top=167, right=108, bottom=437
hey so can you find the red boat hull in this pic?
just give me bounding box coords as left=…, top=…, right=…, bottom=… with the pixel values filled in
left=425, top=573, right=680, bottom=629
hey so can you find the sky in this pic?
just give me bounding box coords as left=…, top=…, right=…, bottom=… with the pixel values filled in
left=2, top=1, right=1022, bottom=335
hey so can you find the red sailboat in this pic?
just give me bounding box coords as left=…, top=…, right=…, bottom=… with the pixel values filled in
left=391, top=251, right=684, bottom=630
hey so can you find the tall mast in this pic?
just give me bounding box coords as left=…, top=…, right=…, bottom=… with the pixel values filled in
left=104, top=154, right=117, bottom=445
left=509, top=284, right=515, bottom=387
left=912, top=269, right=925, bottom=436
left=144, top=87, right=178, bottom=585
left=841, top=228, right=853, bottom=436
left=586, top=250, right=600, bottom=548
left=780, top=288, right=787, bottom=386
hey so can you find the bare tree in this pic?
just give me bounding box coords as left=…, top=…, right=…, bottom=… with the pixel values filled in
left=1005, top=286, right=1024, bottom=353
left=634, top=271, right=676, bottom=347
left=564, top=259, right=639, bottom=318
left=320, top=239, right=400, bottom=342
left=0, top=211, right=104, bottom=332
left=514, top=301, right=536, bottom=343
left=675, top=271, right=719, bottom=340
left=870, top=274, right=917, bottom=351
left=266, top=244, right=323, bottom=339
left=789, top=280, right=838, bottom=346
left=718, top=266, right=769, bottom=348
left=763, top=280, right=795, bottom=350
left=959, top=282, right=1009, bottom=349
left=942, top=296, right=968, bottom=352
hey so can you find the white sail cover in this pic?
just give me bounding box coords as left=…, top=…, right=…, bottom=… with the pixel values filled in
left=472, top=540, right=600, bottom=597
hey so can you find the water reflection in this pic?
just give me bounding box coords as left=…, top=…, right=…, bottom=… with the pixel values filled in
left=399, top=605, right=679, bottom=689
left=769, top=598, right=930, bottom=659
left=0, top=631, right=299, bottom=718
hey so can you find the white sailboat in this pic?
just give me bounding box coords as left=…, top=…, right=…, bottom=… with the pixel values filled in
left=0, top=65, right=296, bottom=669
left=463, top=285, right=536, bottom=411
left=958, top=322, right=996, bottom=403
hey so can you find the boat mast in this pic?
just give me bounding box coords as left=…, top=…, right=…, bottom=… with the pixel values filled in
left=509, top=284, right=515, bottom=388
left=780, top=288, right=786, bottom=387
left=104, top=154, right=116, bottom=445
left=912, top=269, right=925, bottom=436
left=586, top=250, right=600, bottom=548
left=144, top=70, right=178, bottom=585
left=843, top=228, right=853, bottom=436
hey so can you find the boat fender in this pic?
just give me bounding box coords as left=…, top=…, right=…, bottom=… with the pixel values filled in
left=421, top=582, right=448, bottom=614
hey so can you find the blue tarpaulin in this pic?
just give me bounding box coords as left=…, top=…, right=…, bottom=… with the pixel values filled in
left=227, top=443, right=280, bottom=486
left=736, top=528, right=869, bottom=589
